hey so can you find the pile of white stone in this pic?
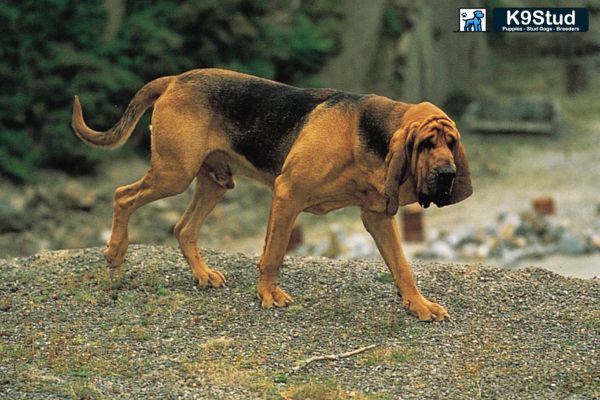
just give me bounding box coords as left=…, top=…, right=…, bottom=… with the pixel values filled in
left=416, top=210, right=600, bottom=265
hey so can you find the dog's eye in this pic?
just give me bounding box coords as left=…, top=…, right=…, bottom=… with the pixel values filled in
left=447, top=138, right=456, bottom=149
left=421, top=139, right=435, bottom=150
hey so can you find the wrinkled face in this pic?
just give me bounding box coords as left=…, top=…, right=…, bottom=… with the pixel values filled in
left=411, top=121, right=459, bottom=208
left=384, top=104, right=472, bottom=215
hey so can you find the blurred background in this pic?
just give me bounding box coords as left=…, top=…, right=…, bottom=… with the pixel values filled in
left=1, top=0, right=599, bottom=278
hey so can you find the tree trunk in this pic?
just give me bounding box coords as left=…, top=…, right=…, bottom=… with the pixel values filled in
left=320, top=0, right=387, bottom=92
left=403, top=0, right=489, bottom=104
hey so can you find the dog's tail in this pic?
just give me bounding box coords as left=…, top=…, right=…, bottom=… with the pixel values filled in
left=71, top=76, right=174, bottom=149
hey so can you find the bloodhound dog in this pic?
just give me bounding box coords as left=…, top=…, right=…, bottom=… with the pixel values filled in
left=72, top=69, right=472, bottom=321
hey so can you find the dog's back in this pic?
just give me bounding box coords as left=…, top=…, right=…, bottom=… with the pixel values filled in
left=175, top=69, right=341, bottom=173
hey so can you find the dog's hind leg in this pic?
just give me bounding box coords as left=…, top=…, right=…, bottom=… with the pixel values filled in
left=174, top=168, right=228, bottom=288
left=104, top=110, right=207, bottom=269
left=104, top=166, right=195, bottom=269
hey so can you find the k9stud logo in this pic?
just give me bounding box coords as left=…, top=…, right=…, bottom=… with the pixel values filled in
left=492, top=8, right=589, bottom=32
left=458, top=8, right=487, bottom=32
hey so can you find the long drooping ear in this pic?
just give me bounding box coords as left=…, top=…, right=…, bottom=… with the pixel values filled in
left=449, top=141, right=473, bottom=204
left=384, top=127, right=418, bottom=214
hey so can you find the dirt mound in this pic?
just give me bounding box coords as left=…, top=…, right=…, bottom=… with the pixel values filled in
left=0, top=246, right=597, bottom=399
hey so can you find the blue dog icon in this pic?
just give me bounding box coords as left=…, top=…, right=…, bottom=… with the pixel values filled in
left=463, top=10, right=485, bottom=31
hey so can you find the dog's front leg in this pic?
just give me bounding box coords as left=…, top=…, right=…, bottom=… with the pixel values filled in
left=361, top=209, right=449, bottom=321
left=257, top=182, right=301, bottom=308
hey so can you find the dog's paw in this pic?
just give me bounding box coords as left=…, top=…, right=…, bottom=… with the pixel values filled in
left=257, top=285, right=293, bottom=308
left=403, top=295, right=449, bottom=322
left=193, top=268, right=226, bottom=288
left=104, top=247, right=125, bottom=269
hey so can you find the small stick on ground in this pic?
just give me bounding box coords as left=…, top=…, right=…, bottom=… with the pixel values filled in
left=291, top=344, right=377, bottom=372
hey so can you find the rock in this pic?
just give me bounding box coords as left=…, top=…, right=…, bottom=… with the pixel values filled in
left=459, top=243, right=479, bottom=259
left=497, top=212, right=521, bottom=241
left=458, top=237, right=493, bottom=260
left=417, top=240, right=456, bottom=260
left=344, top=233, right=376, bottom=259
left=446, top=225, right=476, bottom=247
left=476, top=243, right=491, bottom=259
left=425, top=228, right=442, bottom=242
left=486, top=237, right=502, bottom=257
left=541, top=224, right=565, bottom=244
left=511, top=236, right=528, bottom=248
left=557, top=232, right=587, bottom=255
left=100, top=228, right=112, bottom=244
left=519, top=210, right=549, bottom=236
left=500, top=248, right=524, bottom=266
left=585, top=231, right=600, bottom=252
left=500, top=244, right=546, bottom=266
left=286, top=224, right=303, bottom=253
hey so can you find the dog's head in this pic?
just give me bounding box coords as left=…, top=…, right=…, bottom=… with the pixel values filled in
left=384, top=102, right=472, bottom=215
left=474, top=10, right=485, bottom=19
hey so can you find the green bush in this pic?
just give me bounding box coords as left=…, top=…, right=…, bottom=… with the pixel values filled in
left=0, top=0, right=342, bottom=182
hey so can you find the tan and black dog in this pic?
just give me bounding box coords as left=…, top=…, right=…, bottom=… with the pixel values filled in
left=72, top=68, right=472, bottom=321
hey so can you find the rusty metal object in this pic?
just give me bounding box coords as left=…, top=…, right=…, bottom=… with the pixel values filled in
left=532, top=196, right=555, bottom=215
left=286, top=223, right=304, bottom=253
left=402, top=204, right=424, bottom=242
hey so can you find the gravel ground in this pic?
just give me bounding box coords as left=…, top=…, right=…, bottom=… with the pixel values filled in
left=0, top=245, right=598, bottom=399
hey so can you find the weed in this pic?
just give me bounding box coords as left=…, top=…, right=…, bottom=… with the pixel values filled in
left=359, top=347, right=416, bottom=366
left=377, top=273, right=394, bottom=284
left=0, top=297, right=12, bottom=311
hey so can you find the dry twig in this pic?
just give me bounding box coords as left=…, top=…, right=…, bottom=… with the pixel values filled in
left=291, top=344, right=377, bottom=372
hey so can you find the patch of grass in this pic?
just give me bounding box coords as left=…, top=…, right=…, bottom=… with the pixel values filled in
left=95, top=268, right=127, bottom=291
left=115, top=292, right=138, bottom=308
left=406, top=325, right=424, bottom=337
left=67, top=380, right=101, bottom=399
left=68, top=369, right=90, bottom=378
left=73, top=291, right=97, bottom=305
left=151, top=291, right=189, bottom=309
left=321, top=302, right=354, bottom=322
left=0, top=296, right=12, bottom=311
left=247, top=379, right=283, bottom=399
left=284, top=379, right=381, bottom=400
left=285, top=304, right=305, bottom=316
left=200, top=336, right=233, bottom=352
left=141, top=271, right=166, bottom=291
left=377, top=273, right=394, bottom=284
left=246, top=284, right=257, bottom=296
left=183, top=359, right=256, bottom=387
left=462, top=361, right=485, bottom=376
left=131, top=325, right=153, bottom=341
left=157, top=285, right=170, bottom=297
left=284, top=381, right=344, bottom=400
left=582, top=310, right=600, bottom=330
left=1, top=342, right=30, bottom=361
left=358, top=346, right=416, bottom=366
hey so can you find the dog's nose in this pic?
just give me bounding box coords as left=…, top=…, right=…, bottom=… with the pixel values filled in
left=436, top=166, right=456, bottom=179
left=436, top=166, right=456, bottom=196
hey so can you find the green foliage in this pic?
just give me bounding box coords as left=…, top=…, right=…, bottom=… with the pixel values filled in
left=0, top=0, right=342, bottom=182
left=0, top=1, right=109, bottom=181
